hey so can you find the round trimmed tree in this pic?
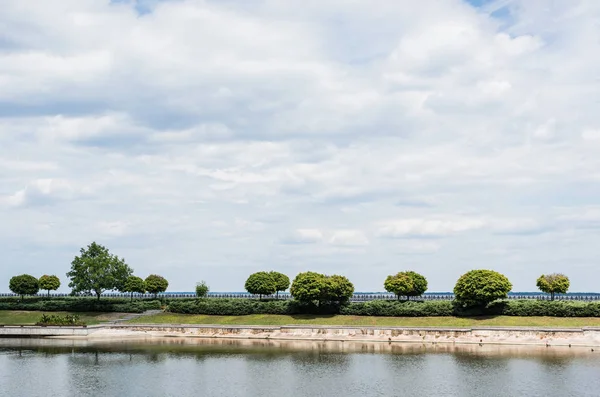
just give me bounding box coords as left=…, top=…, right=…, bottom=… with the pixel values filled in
left=323, top=274, right=354, bottom=304
left=384, top=271, right=428, bottom=300
left=145, top=274, right=169, bottom=298
left=10, top=274, right=40, bottom=300
left=536, top=273, right=569, bottom=301
left=245, top=272, right=277, bottom=299
left=39, top=275, right=61, bottom=297
left=290, top=271, right=327, bottom=304
left=195, top=281, right=209, bottom=298
left=269, top=271, right=290, bottom=299
left=454, top=269, right=512, bottom=307
left=123, top=276, right=146, bottom=301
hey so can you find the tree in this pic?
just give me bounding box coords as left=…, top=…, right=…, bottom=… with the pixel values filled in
left=123, top=276, right=146, bottom=301
left=269, top=271, right=290, bottom=299
left=454, top=269, right=512, bottom=307
left=290, top=272, right=355, bottom=305
left=384, top=273, right=414, bottom=301
left=245, top=272, right=277, bottom=299
left=196, top=281, right=209, bottom=298
left=145, top=274, right=169, bottom=298
left=66, top=242, right=133, bottom=300
left=9, top=274, right=40, bottom=300
left=322, top=274, right=354, bottom=303
left=536, top=273, right=570, bottom=301
left=39, top=275, right=61, bottom=297
left=384, top=271, right=428, bottom=300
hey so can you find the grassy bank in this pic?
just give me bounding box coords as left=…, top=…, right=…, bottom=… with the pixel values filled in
left=0, top=311, right=127, bottom=325
left=127, top=313, right=600, bottom=328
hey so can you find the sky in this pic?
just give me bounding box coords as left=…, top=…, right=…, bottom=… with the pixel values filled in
left=1, top=0, right=600, bottom=293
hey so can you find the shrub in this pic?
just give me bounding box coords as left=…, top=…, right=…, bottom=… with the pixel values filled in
left=341, top=300, right=454, bottom=317
left=454, top=270, right=512, bottom=307
left=36, top=313, right=86, bottom=326
left=195, top=281, right=209, bottom=298
left=0, top=298, right=161, bottom=313
left=536, top=274, right=570, bottom=301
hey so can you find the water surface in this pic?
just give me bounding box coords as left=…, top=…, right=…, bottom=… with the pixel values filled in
left=1, top=339, right=598, bottom=397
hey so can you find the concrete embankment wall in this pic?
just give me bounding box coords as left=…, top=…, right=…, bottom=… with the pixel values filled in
left=95, top=324, right=600, bottom=347
left=3, top=324, right=600, bottom=347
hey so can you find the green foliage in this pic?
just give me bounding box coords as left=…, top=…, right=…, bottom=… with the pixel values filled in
left=245, top=272, right=277, bottom=298
left=195, top=281, right=209, bottom=298
left=39, top=275, right=61, bottom=296
left=536, top=273, right=570, bottom=300
left=454, top=269, right=512, bottom=307
left=290, top=272, right=355, bottom=305
left=36, top=313, right=86, bottom=326
left=489, top=299, right=600, bottom=317
left=269, top=271, right=290, bottom=297
left=167, top=299, right=337, bottom=316
left=0, top=297, right=161, bottom=313
left=384, top=273, right=414, bottom=300
left=9, top=274, right=40, bottom=298
left=145, top=274, right=169, bottom=297
left=66, top=242, right=133, bottom=300
left=341, top=300, right=454, bottom=317
left=123, top=276, right=146, bottom=300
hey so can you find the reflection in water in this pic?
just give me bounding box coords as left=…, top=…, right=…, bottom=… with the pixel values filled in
left=1, top=338, right=599, bottom=397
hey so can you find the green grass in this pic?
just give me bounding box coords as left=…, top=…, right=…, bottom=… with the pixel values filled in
left=0, top=311, right=127, bottom=326
left=127, top=313, right=600, bottom=328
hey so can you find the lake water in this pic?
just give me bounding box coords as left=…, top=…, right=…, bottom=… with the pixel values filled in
left=1, top=338, right=599, bottom=397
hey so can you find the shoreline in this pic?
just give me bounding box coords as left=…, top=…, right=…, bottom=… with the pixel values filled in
left=3, top=323, right=600, bottom=348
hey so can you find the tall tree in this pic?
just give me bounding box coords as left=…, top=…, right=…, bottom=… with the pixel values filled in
left=536, top=273, right=570, bottom=301
left=39, top=275, right=61, bottom=297
left=66, top=242, right=133, bottom=300
left=9, top=274, right=40, bottom=300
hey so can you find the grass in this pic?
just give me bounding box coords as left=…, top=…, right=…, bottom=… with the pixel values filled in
left=0, top=311, right=127, bottom=326
left=127, top=313, right=600, bottom=328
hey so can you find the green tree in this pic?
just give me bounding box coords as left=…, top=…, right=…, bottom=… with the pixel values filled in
left=269, top=271, right=290, bottom=299
left=290, top=271, right=327, bottom=304
left=66, top=242, right=133, bottom=300
left=9, top=274, right=40, bottom=300
left=384, top=271, right=428, bottom=300
left=39, top=275, right=61, bottom=297
left=123, top=276, right=146, bottom=301
left=536, top=273, right=570, bottom=301
left=145, top=274, right=169, bottom=298
left=195, top=281, right=209, bottom=298
left=245, top=272, right=277, bottom=299
left=290, top=272, right=354, bottom=305
left=384, top=273, right=414, bottom=301
left=454, top=269, right=512, bottom=307
left=322, top=274, right=354, bottom=303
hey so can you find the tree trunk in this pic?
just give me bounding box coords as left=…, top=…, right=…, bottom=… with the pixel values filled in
left=47, top=290, right=50, bottom=298
left=276, top=291, right=279, bottom=300
left=397, top=295, right=400, bottom=301
left=131, top=292, right=134, bottom=302
left=551, top=292, right=555, bottom=301
left=96, top=291, right=101, bottom=301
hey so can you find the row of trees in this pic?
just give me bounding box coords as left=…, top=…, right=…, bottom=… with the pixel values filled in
left=241, top=270, right=570, bottom=306
left=9, top=243, right=170, bottom=300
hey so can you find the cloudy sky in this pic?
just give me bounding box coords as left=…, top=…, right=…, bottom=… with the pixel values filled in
left=1, top=0, right=599, bottom=293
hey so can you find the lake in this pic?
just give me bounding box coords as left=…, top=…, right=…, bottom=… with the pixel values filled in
left=1, top=338, right=599, bottom=397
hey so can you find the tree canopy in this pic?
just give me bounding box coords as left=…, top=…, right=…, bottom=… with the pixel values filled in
left=290, top=272, right=354, bottom=305
left=145, top=274, right=169, bottom=297
left=269, top=271, right=290, bottom=298
left=384, top=271, right=428, bottom=300
left=66, top=242, right=133, bottom=300
left=245, top=272, right=277, bottom=299
left=39, top=275, right=61, bottom=297
left=454, top=269, right=512, bottom=307
left=123, top=276, right=146, bottom=300
left=9, top=274, right=40, bottom=299
left=536, top=273, right=570, bottom=300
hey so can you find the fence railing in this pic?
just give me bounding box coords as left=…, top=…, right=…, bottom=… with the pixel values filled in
left=2, top=292, right=600, bottom=301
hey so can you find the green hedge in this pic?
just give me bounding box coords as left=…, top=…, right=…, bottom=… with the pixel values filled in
left=0, top=299, right=161, bottom=313
left=167, top=299, right=600, bottom=317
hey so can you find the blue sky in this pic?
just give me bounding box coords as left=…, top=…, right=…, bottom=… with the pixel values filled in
left=1, top=0, right=600, bottom=293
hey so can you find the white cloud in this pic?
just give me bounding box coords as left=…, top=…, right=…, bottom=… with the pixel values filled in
left=1, top=0, right=600, bottom=292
